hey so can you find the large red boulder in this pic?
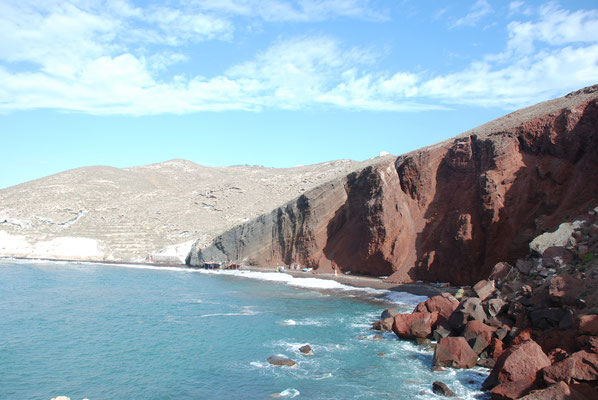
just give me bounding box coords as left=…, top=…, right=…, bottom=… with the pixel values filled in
left=482, top=339, right=551, bottom=390
left=392, top=312, right=439, bottom=339
left=413, top=292, right=459, bottom=321
left=543, top=350, right=598, bottom=384
left=518, top=381, right=587, bottom=400
left=433, top=337, right=478, bottom=369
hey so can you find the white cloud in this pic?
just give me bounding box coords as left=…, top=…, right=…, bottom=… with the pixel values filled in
left=452, top=0, right=493, bottom=28
left=508, top=4, right=598, bottom=54
left=0, top=1, right=597, bottom=114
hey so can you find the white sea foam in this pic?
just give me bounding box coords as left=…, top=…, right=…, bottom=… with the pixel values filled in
left=1, top=258, right=430, bottom=306
left=270, top=388, right=300, bottom=398
left=279, top=319, right=297, bottom=326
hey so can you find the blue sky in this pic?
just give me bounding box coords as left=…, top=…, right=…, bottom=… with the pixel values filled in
left=1, top=0, right=598, bottom=188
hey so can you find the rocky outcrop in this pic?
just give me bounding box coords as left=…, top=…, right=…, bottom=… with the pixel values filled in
left=189, top=85, right=598, bottom=285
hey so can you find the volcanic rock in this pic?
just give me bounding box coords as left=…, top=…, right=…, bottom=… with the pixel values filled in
left=490, top=380, right=536, bottom=400
left=414, top=293, right=460, bottom=321
left=267, top=355, right=296, bottom=367
left=432, top=381, right=456, bottom=397
left=518, top=381, right=587, bottom=400
left=578, top=314, right=598, bottom=336
left=486, top=297, right=507, bottom=318
left=473, top=280, right=496, bottom=301
left=433, top=337, right=478, bottom=369
left=381, top=308, right=399, bottom=319
left=188, top=86, right=598, bottom=286
left=483, top=339, right=551, bottom=390
left=489, top=262, right=513, bottom=283
left=299, top=345, right=313, bottom=356
left=392, top=312, right=439, bottom=339
left=542, top=350, right=598, bottom=384
left=449, top=297, right=487, bottom=331
left=463, top=320, right=497, bottom=354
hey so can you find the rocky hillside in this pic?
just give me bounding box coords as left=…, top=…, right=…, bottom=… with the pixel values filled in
left=189, top=85, right=598, bottom=285
left=0, top=159, right=367, bottom=262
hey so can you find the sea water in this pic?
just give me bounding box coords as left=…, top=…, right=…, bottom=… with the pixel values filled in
left=0, top=260, right=489, bottom=400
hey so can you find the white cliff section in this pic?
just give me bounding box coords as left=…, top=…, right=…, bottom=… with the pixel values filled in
left=150, top=240, right=196, bottom=264
left=0, top=231, right=105, bottom=260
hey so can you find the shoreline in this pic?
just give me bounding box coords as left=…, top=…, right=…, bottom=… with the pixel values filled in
left=0, top=256, right=449, bottom=299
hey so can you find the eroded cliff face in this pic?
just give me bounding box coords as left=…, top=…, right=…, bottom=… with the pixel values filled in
left=189, top=86, right=598, bottom=285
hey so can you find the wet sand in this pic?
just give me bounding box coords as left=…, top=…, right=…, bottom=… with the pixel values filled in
left=243, top=265, right=454, bottom=298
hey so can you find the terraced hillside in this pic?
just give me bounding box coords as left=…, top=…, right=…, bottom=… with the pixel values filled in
left=0, top=158, right=372, bottom=263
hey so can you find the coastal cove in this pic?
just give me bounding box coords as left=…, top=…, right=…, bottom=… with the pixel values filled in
left=0, top=259, right=488, bottom=400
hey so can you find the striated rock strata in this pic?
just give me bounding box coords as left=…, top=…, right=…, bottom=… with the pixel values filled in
left=189, top=85, right=598, bottom=285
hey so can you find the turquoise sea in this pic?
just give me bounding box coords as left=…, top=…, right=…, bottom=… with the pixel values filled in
left=0, top=260, right=488, bottom=400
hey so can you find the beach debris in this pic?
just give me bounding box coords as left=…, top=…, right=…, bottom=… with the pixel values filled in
left=299, top=344, right=313, bottom=355
left=267, top=355, right=297, bottom=367
left=432, top=381, right=456, bottom=397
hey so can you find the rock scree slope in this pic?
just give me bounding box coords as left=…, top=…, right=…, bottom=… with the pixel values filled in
left=189, top=85, right=598, bottom=285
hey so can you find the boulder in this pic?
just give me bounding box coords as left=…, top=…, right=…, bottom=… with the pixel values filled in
left=490, top=380, right=535, bottom=400
left=449, top=297, right=487, bottom=331
left=519, top=381, right=587, bottom=400
left=488, top=338, right=504, bottom=360
left=486, top=298, right=507, bottom=318
left=489, top=262, right=513, bottom=282
left=433, top=323, right=452, bottom=342
left=432, top=381, right=456, bottom=397
left=414, top=292, right=460, bottom=321
left=548, top=275, right=584, bottom=306
left=482, top=339, right=551, bottom=390
left=530, top=223, right=575, bottom=256
left=543, top=351, right=598, bottom=384
left=267, top=355, right=296, bottom=367
left=578, top=314, right=598, bottom=336
left=381, top=308, right=399, bottom=320
left=433, top=337, right=478, bottom=369
left=299, top=344, right=313, bottom=356
left=372, top=317, right=394, bottom=332
left=473, top=280, right=495, bottom=301
left=542, top=247, right=574, bottom=269
left=463, top=320, right=496, bottom=354
left=392, top=312, right=439, bottom=340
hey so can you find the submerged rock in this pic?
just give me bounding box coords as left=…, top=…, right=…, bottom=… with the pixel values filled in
left=267, top=355, right=297, bottom=367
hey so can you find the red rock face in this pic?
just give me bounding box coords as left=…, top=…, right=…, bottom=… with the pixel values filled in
left=190, top=87, right=598, bottom=285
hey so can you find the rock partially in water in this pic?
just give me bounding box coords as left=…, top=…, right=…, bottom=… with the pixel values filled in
left=299, top=344, right=313, bottom=355
left=267, top=355, right=297, bottom=367
left=432, top=381, right=456, bottom=397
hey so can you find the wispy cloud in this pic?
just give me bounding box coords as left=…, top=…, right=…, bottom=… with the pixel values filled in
left=452, top=0, right=493, bottom=28
left=0, top=1, right=597, bottom=114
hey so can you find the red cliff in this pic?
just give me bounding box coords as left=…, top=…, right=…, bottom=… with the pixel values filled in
left=188, top=85, right=598, bottom=285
